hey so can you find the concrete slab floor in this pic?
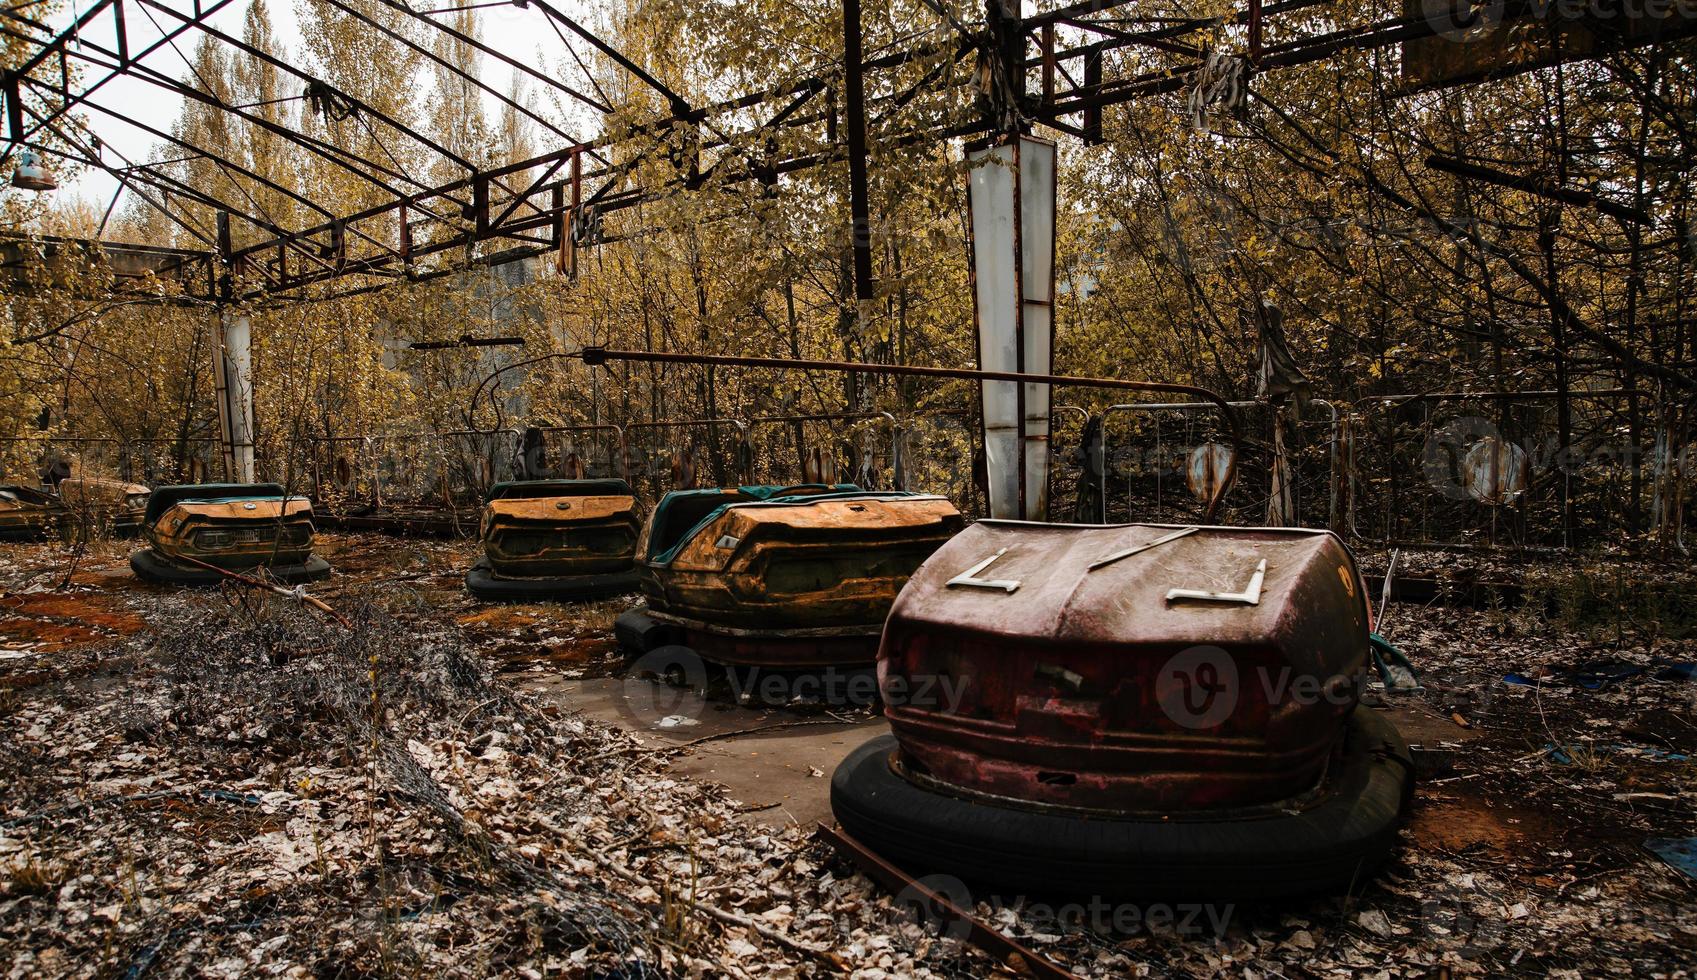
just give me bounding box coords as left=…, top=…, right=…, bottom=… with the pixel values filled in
left=514, top=673, right=1470, bottom=834
left=519, top=674, right=886, bottom=830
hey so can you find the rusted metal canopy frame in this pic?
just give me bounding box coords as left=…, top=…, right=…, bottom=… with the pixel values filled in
left=1, top=0, right=449, bottom=257
left=0, top=0, right=813, bottom=293
left=134, top=0, right=481, bottom=190
left=578, top=347, right=1242, bottom=520
left=6, top=0, right=976, bottom=280
left=0, top=3, right=1084, bottom=295
left=5, top=0, right=1498, bottom=304
left=0, top=2, right=483, bottom=276
left=244, top=4, right=1461, bottom=301
left=18, top=113, right=233, bottom=253
left=1101, top=398, right=1340, bottom=529
left=224, top=46, right=973, bottom=303
left=2, top=0, right=238, bottom=143
left=0, top=0, right=609, bottom=264
left=2, top=0, right=588, bottom=164
left=1032, top=1, right=1455, bottom=120
left=16, top=88, right=364, bottom=275
left=1345, top=388, right=1641, bottom=552
left=318, top=0, right=595, bottom=146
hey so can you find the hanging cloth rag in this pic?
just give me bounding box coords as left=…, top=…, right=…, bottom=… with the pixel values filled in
left=1186, top=50, right=1249, bottom=133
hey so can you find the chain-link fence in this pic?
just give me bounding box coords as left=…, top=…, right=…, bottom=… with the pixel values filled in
left=27, top=389, right=1684, bottom=555
left=893, top=411, right=983, bottom=515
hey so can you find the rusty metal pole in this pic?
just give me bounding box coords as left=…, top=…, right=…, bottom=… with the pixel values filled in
left=842, top=0, right=875, bottom=334
left=1248, top=0, right=1263, bottom=66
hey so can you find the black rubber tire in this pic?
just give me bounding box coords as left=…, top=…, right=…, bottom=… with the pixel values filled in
left=464, top=559, right=639, bottom=602
left=130, top=549, right=332, bottom=586
left=830, top=706, right=1413, bottom=902
left=614, top=607, right=682, bottom=654
left=0, top=527, right=52, bottom=543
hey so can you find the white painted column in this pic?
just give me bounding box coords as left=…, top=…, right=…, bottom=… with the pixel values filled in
left=212, top=310, right=256, bottom=484
left=968, top=134, right=1056, bottom=520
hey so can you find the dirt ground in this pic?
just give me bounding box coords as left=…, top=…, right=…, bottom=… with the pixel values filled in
left=1, top=530, right=1694, bottom=978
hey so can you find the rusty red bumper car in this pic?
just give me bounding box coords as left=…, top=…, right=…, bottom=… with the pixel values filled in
left=465, top=479, right=642, bottom=601
left=615, top=485, right=963, bottom=668
left=831, top=521, right=1413, bottom=899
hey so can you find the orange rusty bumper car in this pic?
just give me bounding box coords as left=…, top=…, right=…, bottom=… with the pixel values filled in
left=0, top=484, right=62, bottom=541
left=465, top=479, right=642, bottom=601
left=615, top=485, right=964, bottom=668
left=830, top=521, right=1413, bottom=900
left=130, top=483, right=330, bottom=585
left=57, top=476, right=150, bottom=537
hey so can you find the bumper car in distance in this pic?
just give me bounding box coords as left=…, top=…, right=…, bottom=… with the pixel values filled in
left=831, top=521, right=1413, bottom=900
left=57, top=476, right=150, bottom=537
left=130, top=483, right=331, bottom=585
left=465, top=479, right=642, bottom=601
left=0, top=485, right=62, bottom=540
left=615, top=484, right=964, bottom=668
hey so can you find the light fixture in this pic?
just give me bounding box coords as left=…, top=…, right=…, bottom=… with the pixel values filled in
left=12, top=150, right=57, bottom=191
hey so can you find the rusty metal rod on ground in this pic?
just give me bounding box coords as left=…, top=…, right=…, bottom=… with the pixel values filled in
left=169, top=553, right=351, bottom=630
left=577, top=346, right=1242, bottom=519
left=814, top=823, right=1081, bottom=980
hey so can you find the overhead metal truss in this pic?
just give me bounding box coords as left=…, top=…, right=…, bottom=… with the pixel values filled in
left=2, top=0, right=1671, bottom=305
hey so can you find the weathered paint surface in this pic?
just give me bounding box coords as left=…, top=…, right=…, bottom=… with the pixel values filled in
left=57, top=477, right=150, bottom=531
left=0, top=485, right=61, bottom=539
left=149, top=497, right=316, bottom=569
left=481, top=493, right=640, bottom=578
left=880, top=521, right=1371, bottom=812
left=639, top=493, right=964, bottom=665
